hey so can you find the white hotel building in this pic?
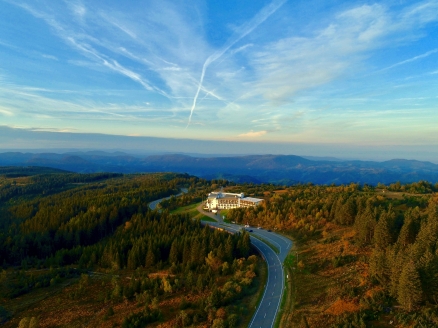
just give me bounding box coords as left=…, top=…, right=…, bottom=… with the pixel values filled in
left=206, top=190, right=263, bottom=211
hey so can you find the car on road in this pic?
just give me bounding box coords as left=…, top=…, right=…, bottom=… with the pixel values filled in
left=267, top=229, right=271, bottom=232
left=247, top=229, right=253, bottom=232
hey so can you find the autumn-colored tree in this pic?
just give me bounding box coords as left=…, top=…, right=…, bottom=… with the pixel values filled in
left=206, top=251, right=223, bottom=272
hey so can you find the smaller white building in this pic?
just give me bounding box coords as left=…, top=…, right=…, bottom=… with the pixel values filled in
left=206, top=190, right=263, bottom=210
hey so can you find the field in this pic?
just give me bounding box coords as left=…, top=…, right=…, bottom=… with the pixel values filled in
left=170, top=203, right=217, bottom=222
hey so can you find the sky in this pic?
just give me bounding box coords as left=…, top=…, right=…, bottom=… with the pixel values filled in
left=1, top=0, right=438, bottom=161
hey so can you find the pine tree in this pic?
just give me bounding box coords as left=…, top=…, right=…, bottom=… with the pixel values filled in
left=411, top=214, right=438, bottom=262
left=397, top=261, right=422, bottom=311
left=354, top=202, right=376, bottom=246
left=341, top=196, right=357, bottom=226
left=374, top=209, right=394, bottom=250
left=127, top=245, right=139, bottom=270
left=418, top=249, right=438, bottom=304
left=169, top=240, right=179, bottom=264
left=196, top=274, right=204, bottom=292
left=386, top=245, right=406, bottom=298
left=190, top=238, right=201, bottom=264
left=145, top=244, right=155, bottom=268
left=369, top=248, right=388, bottom=284
left=182, top=239, right=191, bottom=264
left=396, top=208, right=420, bottom=248
left=239, top=231, right=251, bottom=258
left=225, top=235, right=234, bottom=262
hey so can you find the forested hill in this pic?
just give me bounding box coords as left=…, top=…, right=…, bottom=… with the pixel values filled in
left=224, top=181, right=438, bottom=327
left=0, top=170, right=259, bottom=327
left=1, top=151, right=438, bottom=185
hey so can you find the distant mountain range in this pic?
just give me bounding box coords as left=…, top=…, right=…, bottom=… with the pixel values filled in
left=1, top=151, right=438, bottom=185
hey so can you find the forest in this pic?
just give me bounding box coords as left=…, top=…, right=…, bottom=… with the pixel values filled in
left=225, top=180, right=438, bottom=327
left=0, top=169, right=260, bottom=327
left=2, top=166, right=438, bottom=327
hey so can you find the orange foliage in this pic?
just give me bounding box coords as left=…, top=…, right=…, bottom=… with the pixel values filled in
left=325, top=299, right=360, bottom=315
left=364, top=286, right=384, bottom=299
left=342, top=229, right=356, bottom=239
left=148, top=271, right=175, bottom=278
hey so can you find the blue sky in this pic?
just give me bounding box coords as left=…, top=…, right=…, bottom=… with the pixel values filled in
left=1, top=0, right=438, bottom=160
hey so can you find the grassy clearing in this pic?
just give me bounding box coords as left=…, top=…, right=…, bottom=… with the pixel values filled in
left=197, top=215, right=217, bottom=222
left=1, top=278, right=77, bottom=319
left=170, top=202, right=219, bottom=222
left=170, top=203, right=199, bottom=214
left=276, top=226, right=370, bottom=328
left=276, top=259, right=294, bottom=328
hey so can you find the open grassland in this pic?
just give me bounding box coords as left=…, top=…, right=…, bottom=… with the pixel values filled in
left=171, top=202, right=217, bottom=222
left=278, top=227, right=370, bottom=327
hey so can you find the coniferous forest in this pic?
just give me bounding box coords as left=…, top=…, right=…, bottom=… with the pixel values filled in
left=0, top=168, right=259, bottom=327
left=225, top=181, right=438, bottom=327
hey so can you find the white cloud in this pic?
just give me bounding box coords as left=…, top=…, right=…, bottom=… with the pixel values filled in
left=0, top=107, right=14, bottom=116
left=238, top=130, right=267, bottom=138
left=41, top=54, right=58, bottom=61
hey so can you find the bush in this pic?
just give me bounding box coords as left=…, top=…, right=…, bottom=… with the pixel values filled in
left=0, top=306, right=11, bottom=324
left=122, top=308, right=161, bottom=328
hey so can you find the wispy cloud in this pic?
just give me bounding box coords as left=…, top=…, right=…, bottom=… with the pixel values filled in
left=3, top=0, right=438, bottom=144
left=13, top=1, right=171, bottom=98
left=248, top=4, right=390, bottom=105
left=0, top=107, right=14, bottom=116
left=30, top=127, right=77, bottom=133
left=41, top=54, right=58, bottom=61
left=238, top=130, right=267, bottom=138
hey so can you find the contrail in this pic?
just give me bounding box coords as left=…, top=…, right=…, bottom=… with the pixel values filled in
left=379, top=48, right=438, bottom=73
left=186, top=0, right=287, bottom=128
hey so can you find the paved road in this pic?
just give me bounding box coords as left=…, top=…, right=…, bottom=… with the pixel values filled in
left=148, top=188, right=188, bottom=210
left=197, top=205, right=292, bottom=327
left=150, top=198, right=292, bottom=327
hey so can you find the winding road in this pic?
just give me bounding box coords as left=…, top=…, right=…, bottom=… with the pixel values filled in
left=148, top=188, right=188, bottom=210
left=198, top=206, right=292, bottom=328
left=149, top=195, right=292, bottom=327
